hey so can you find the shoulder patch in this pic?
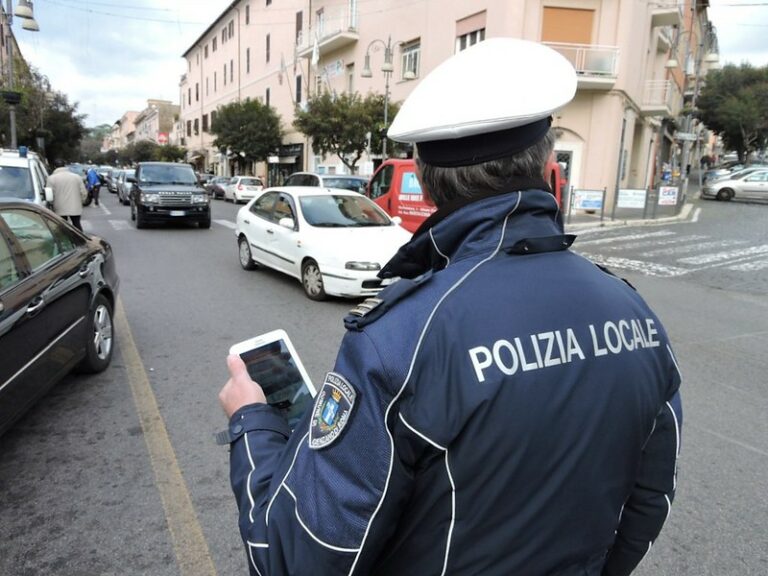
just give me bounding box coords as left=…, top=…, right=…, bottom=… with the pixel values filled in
left=309, top=372, right=357, bottom=450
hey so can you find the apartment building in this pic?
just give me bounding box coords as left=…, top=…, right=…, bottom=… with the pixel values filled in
left=104, top=111, right=139, bottom=151
left=133, top=99, right=180, bottom=145
left=179, top=0, right=717, bottom=202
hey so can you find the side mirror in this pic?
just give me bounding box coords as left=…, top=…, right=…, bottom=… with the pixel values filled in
left=44, top=186, right=54, bottom=204
left=278, top=217, right=295, bottom=230
left=127, top=176, right=137, bottom=183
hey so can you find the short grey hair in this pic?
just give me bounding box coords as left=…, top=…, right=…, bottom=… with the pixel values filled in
left=416, top=129, right=556, bottom=208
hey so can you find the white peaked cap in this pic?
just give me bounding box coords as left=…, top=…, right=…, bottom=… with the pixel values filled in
left=388, top=38, right=577, bottom=166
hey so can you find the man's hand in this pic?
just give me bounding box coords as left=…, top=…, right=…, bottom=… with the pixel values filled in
left=219, top=354, right=267, bottom=418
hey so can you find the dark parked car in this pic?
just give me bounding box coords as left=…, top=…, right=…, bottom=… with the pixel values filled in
left=0, top=200, right=119, bottom=436
left=205, top=176, right=229, bottom=199
left=128, top=162, right=211, bottom=229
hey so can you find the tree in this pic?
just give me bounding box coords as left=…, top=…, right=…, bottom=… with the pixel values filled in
left=211, top=99, right=282, bottom=171
left=696, top=63, right=768, bottom=162
left=154, top=144, right=187, bottom=162
left=293, top=91, right=402, bottom=172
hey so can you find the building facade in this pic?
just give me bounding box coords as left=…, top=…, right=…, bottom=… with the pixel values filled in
left=179, top=0, right=718, bottom=202
left=133, top=99, right=179, bottom=145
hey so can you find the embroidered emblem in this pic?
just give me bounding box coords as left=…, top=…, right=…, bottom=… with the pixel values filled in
left=309, top=372, right=357, bottom=450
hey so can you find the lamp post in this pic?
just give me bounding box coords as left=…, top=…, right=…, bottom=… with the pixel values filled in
left=3, top=0, right=40, bottom=149
left=361, top=35, right=415, bottom=160
left=664, top=22, right=719, bottom=203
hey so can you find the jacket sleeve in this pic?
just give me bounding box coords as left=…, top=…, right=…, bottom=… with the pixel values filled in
left=602, top=387, right=683, bottom=576
left=79, top=179, right=88, bottom=202
left=227, top=330, right=408, bottom=576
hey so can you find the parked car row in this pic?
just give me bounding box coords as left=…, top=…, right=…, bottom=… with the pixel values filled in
left=701, top=167, right=768, bottom=201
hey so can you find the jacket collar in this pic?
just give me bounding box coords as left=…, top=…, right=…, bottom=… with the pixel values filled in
left=380, top=184, right=568, bottom=280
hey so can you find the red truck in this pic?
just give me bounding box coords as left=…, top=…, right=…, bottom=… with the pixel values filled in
left=366, top=158, right=565, bottom=233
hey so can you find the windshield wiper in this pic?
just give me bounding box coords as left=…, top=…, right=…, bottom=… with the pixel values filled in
left=312, top=222, right=348, bottom=227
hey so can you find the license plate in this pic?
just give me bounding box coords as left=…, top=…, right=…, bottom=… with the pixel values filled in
left=170, top=210, right=186, bottom=216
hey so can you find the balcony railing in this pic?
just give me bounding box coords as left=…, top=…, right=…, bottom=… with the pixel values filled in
left=641, top=79, right=681, bottom=117
left=544, top=42, right=619, bottom=90
left=297, top=5, right=358, bottom=58
left=651, top=3, right=683, bottom=28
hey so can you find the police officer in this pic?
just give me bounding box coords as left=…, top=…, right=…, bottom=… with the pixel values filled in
left=219, top=38, right=682, bottom=576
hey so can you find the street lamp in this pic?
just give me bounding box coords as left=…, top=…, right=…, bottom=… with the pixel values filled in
left=361, top=35, right=415, bottom=160
left=664, top=22, right=719, bottom=199
left=3, top=0, right=41, bottom=148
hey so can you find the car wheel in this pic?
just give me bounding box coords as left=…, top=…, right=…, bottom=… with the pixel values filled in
left=130, top=200, right=136, bottom=221
left=199, top=217, right=211, bottom=229
left=135, top=207, right=146, bottom=229
left=301, top=259, right=326, bottom=301
left=716, top=188, right=734, bottom=201
left=76, top=294, right=114, bottom=373
left=82, top=193, right=93, bottom=207
left=238, top=236, right=256, bottom=270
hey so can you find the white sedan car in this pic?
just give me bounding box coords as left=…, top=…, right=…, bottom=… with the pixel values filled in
left=235, top=187, right=412, bottom=300
left=225, top=176, right=264, bottom=203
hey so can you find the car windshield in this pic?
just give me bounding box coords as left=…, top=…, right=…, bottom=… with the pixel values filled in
left=300, top=194, right=391, bottom=227
left=139, top=164, right=197, bottom=185
left=123, top=170, right=135, bottom=180
left=240, top=178, right=262, bottom=186
left=0, top=166, right=34, bottom=200
left=323, top=177, right=367, bottom=193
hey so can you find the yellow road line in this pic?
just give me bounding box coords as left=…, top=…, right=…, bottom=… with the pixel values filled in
left=115, top=298, right=218, bottom=576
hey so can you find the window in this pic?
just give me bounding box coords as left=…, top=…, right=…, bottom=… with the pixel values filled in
left=369, top=164, right=394, bottom=199
left=223, top=64, right=227, bottom=86
left=193, top=118, right=200, bottom=135
left=245, top=5, right=250, bottom=24
left=204, top=45, right=209, bottom=58
left=346, top=63, right=355, bottom=92
left=202, top=114, right=209, bottom=132
left=266, top=0, right=272, bottom=6
left=211, top=110, right=217, bottom=128
left=0, top=233, right=19, bottom=290
left=265, top=87, right=270, bottom=106
left=457, top=28, right=485, bottom=52
left=0, top=166, right=34, bottom=200
left=212, top=37, right=217, bottom=51
left=401, top=40, right=420, bottom=79
left=246, top=48, right=251, bottom=74
left=188, top=88, right=192, bottom=105
left=541, top=7, right=594, bottom=44
left=214, top=71, right=217, bottom=91
left=296, top=75, right=302, bottom=103
left=206, top=77, right=209, bottom=96
left=222, top=28, right=227, bottom=43
left=230, top=59, right=234, bottom=82
left=195, top=83, right=199, bottom=102
left=266, top=34, right=271, bottom=62
left=251, top=191, right=278, bottom=220
left=186, top=120, right=192, bottom=137
left=296, top=11, right=303, bottom=43
left=456, top=11, right=487, bottom=52
left=0, top=210, right=58, bottom=272
left=228, top=20, right=234, bottom=37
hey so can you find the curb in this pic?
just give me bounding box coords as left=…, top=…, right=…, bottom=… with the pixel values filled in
left=565, top=202, right=696, bottom=233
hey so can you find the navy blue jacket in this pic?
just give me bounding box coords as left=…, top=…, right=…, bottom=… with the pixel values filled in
left=225, top=188, right=683, bottom=576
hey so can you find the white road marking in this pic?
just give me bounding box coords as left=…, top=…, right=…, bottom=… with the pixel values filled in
left=575, top=230, right=676, bottom=246
left=109, top=220, right=132, bottom=230
left=677, top=244, right=768, bottom=265
left=100, top=204, right=112, bottom=216
left=726, top=258, right=768, bottom=272
left=641, top=239, right=746, bottom=257
left=585, top=255, right=690, bottom=277
left=691, top=207, right=701, bottom=223
left=609, top=234, right=709, bottom=252
left=215, top=219, right=237, bottom=229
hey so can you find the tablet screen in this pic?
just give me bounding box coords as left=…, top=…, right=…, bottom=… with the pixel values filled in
left=238, top=339, right=314, bottom=429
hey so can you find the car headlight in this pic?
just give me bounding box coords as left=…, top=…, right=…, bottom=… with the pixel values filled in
left=192, top=194, right=208, bottom=203
left=345, top=261, right=381, bottom=271
left=141, top=193, right=160, bottom=203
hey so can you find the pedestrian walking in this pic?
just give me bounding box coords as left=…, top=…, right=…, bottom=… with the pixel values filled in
left=48, top=159, right=87, bottom=231
left=218, top=38, right=682, bottom=576
left=86, top=165, right=101, bottom=206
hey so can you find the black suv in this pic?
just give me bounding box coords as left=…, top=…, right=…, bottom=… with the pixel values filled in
left=129, top=162, right=211, bottom=229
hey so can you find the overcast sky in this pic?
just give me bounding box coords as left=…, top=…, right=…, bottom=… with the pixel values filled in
left=13, top=0, right=768, bottom=129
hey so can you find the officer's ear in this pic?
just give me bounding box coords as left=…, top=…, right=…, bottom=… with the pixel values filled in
left=413, top=154, right=435, bottom=207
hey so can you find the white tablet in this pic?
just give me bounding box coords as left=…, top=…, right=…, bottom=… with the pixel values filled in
left=229, top=329, right=316, bottom=429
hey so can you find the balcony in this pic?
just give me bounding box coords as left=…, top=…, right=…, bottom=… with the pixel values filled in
left=297, top=6, right=358, bottom=59
left=544, top=43, right=619, bottom=90
left=651, top=4, right=683, bottom=28
left=641, top=80, right=681, bottom=117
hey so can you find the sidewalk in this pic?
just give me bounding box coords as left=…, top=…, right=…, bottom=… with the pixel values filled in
left=563, top=170, right=703, bottom=232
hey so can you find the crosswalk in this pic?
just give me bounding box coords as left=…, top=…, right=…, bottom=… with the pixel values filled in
left=574, top=230, right=768, bottom=278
